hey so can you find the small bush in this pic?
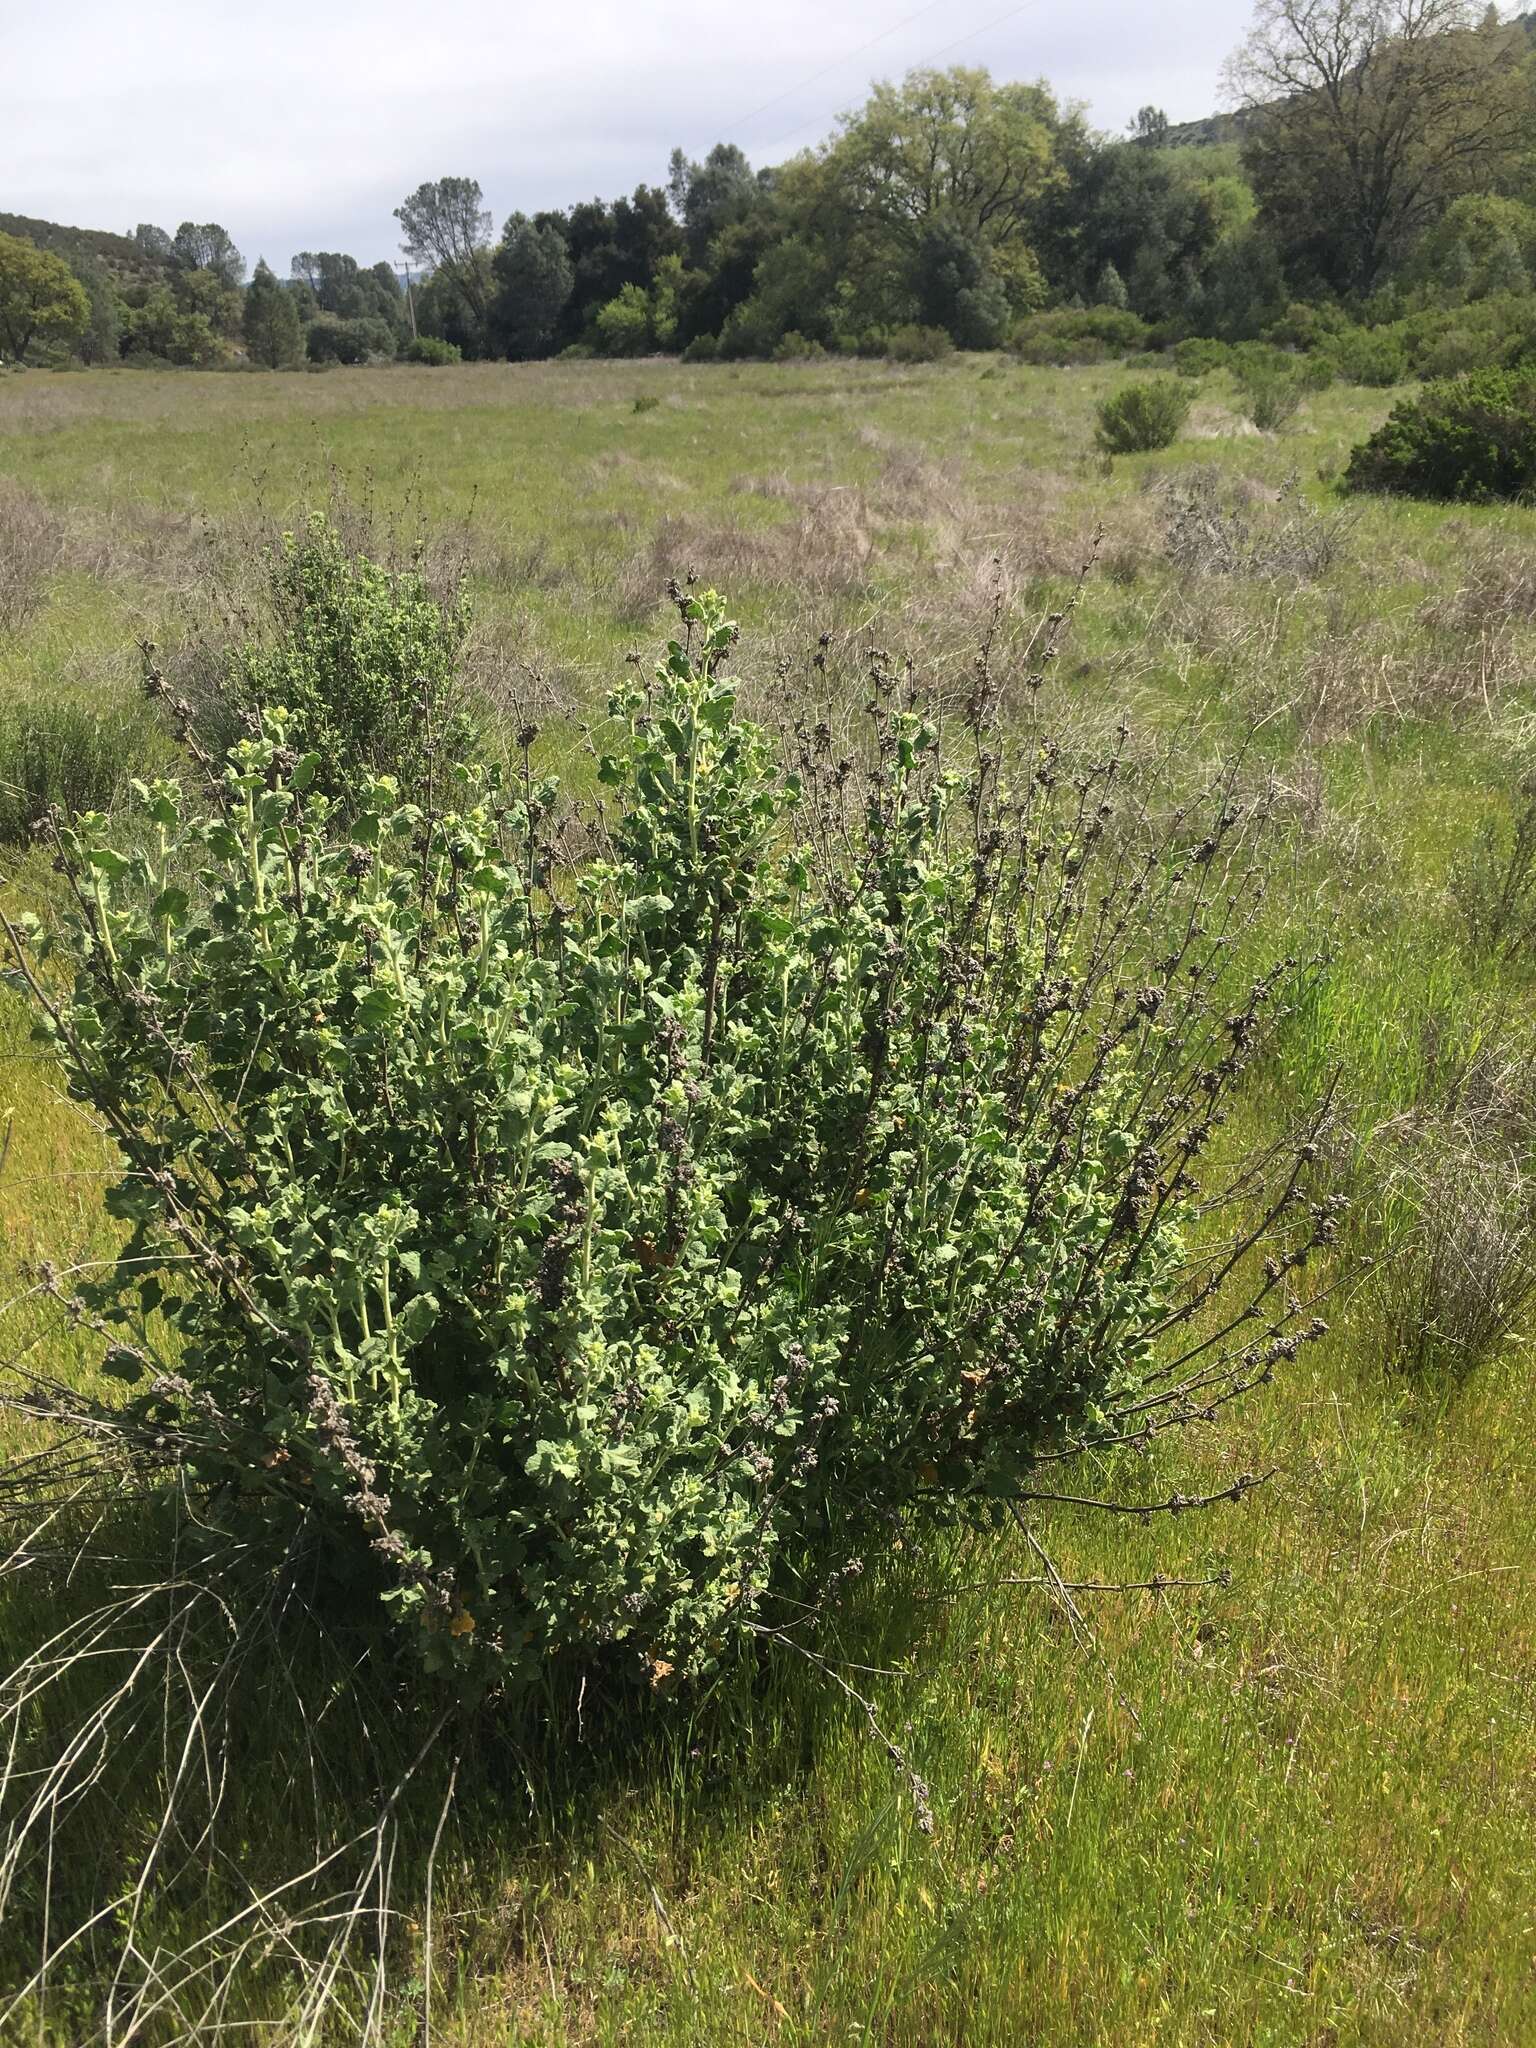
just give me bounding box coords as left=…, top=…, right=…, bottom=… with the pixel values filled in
left=305, top=318, right=397, bottom=366
left=1172, top=337, right=1232, bottom=379
left=11, top=590, right=1324, bottom=1702
left=772, top=330, right=826, bottom=362
left=632, top=393, right=660, bottom=414
left=886, top=323, right=953, bottom=364
left=1343, top=368, right=1536, bottom=501
left=1323, top=325, right=1409, bottom=388
left=403, top=335, right=461, bottom=366
left=1095, top=377, right=1192, bottom=454
left=192, top=511, right=472, bottom=799
left=681, top=333, right=719, bottom=363
left=1010, top=308, right=1149, bottom=366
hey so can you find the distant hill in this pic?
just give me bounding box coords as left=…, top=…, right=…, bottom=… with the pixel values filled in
left=0, top=211, right=168, bottom=286
left=1165, top=7, right=1536, bottom=148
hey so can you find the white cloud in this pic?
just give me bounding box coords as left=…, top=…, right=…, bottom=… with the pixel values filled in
left=4, top=0, right=1256, bottom=268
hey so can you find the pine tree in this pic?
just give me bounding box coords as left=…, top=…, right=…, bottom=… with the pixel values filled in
left=1094, top=261, right=1129, bottom=310
left=243, top=259, right=303, bottom=369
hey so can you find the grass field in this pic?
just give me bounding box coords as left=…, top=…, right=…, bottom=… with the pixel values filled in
left=2, top=355, right=1535, bottom=2044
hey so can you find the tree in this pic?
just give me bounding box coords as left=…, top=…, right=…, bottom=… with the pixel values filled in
left=1225, top=0, right=1536, bottom=293
left=489, top=215, right=573, bottom=359
left=69, top=254, right=122, bottom=364
left=1095, top=260, right=1130, bottom=308
left=243, top=259, right=303, bottom=368
left=1132, top=105, right=1171, bottom=145
left=133, top=223, right=174, bottom=267
left=0, top=231, right=90, bottom=361
left=170, top=222, right=244, bottom=289
left=394, top=179, right=493, bottom=343
left=820, top=69, right=1064, bottom=256
left=668, top=143, right=763, bottom=261
left=911, top=221, right=1012, bottom=346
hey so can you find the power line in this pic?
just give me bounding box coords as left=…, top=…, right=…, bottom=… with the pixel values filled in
left=730, top=0, right=958, bottom=135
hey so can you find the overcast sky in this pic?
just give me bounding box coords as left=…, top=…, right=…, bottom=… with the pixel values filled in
left=6, top=0, right=1257, bottom=272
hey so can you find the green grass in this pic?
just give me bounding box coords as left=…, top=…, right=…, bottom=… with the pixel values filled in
left=2, top=354, right=1535, bottom=2044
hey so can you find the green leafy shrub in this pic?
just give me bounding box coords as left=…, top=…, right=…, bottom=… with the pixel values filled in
left=1095, top=377, right=1191, bottom=453
left=1322, top=325, right=1409, bottom=388
left=403, top=335, right=461, bottom=366
left=1010, top=308, right=1149, bottom=366
left=1172, top=337, right=1232, bottom=379
left=305, top=318, right=396, bottom=365
left=772, top=330, right=826, bottom=362
left=1343, top=368, right=1536, bottom=502
left=632, top=393, right=660, bottom=413
left=681, top=332, right=718, bottom=363
left=886, top=323, right=953, bottom=364
left=7, top=590, right=1324, bottom=1701
left=195, top=510, right=471, bottom=799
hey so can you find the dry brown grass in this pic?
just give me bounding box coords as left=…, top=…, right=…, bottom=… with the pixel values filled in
left=0, top=482, right=65, bottom=632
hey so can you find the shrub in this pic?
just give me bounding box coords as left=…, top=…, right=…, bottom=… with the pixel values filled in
left=1172, top=337, right=1232, bottom=379
left=1010, top=308, right=1149, bottom=366
left=632, top=393, right=660, bottom=413
left=593, top=284, right=653, bottom=357
left=193, top=510, right=471, bottom=798
left=772, top=330, right=826, bottom=362
left=886, top=323, right=953, bottom=364
left=6, top=590, right=1325, bottom=1702
left=306, top=318, right=396, bottom=366
left=403, top=335, right=460, bottom=366
left=1236, top=366, right=1305, bottom=432
left=1095, top=377, right=1191, bottom=454
left=1322, top=325, right=1409, bottom=388
left=681, top=332, right=718, bottom=363
left=1343, top=368, right=1536, bottom=502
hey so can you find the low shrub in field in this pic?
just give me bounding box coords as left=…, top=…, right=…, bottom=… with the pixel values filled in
left=1095, top=377, right=1191, bottom=453
left=1235, top=364, right=1307, bottom=433
left=886, top=323, right=952, bottom=363
left=305, top=317, right=397, bottom=365
left=190, top=509, right=472, bottom=799
left=1321, top=325, right=1408, bottom=388
left=5, top=590, right=1327, bottom=1703
left=1343, top=368, right=1536, bottom=501
left=403, top=334, right=460, bottom=366
left=681, top=332, right=719, bottom=362
left=1010, top=308, right=1149, bottom=366
left=1172, top=337, right=1232, bottom=379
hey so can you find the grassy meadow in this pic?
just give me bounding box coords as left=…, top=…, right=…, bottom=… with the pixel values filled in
left=2, top=354, right=1535, bottom=2044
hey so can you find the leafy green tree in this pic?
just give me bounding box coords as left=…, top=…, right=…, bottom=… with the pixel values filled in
left=1095, top=260, right=1129, bottom=309
left=133, top=222, right=175, bottom=267
left=171, top=265, right=243, bottom=337
left=0, top=232, right=90, bottom=361
left=394, top=179, right=493, bottom=347
left=243, top=260, right=303, bottom=368
left=489, top=215, right=573, bottom=359
left=592, top=281, right=653, bottom=355
left=1227, top=0, right=1535, bottom=293
left=68, top=254, right=122, bottom=364
left=667, top=143, right=763, bottom=261
left=170, top=222, right=244, bottom=289
left=119, top=287, right=221, bottom=365
left=911, top=222, right=1012, bottom=347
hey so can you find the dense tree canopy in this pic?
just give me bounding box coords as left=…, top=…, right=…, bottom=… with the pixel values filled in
left=13, top=7, right=1536, bottom=375
left=0, top=231, right=90, bottom=361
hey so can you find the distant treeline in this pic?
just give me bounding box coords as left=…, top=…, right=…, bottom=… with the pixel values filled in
left=3, top=0, right=1536, bottom=378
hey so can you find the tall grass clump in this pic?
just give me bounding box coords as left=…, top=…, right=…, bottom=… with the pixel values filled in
left=0, top=693, right=166, bottom=842
left=0, top=585, right=1332, bottom=2034
left=1095, top=378, right=1191, bottom=455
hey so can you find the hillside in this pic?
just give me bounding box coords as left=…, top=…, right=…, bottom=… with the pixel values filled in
left=1167, top=7, right=1536, bottom=146
left=0, top=211, right=168, bottom=287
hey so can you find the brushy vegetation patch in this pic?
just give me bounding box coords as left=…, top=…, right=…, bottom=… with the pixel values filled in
left=1344, top=366, right=1536, bottom=501
left=1095, top=377, right=1191, bottom=454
